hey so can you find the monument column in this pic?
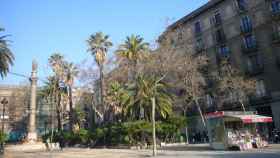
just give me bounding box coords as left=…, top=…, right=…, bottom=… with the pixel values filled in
left=27, top=60, right=38, bottom=142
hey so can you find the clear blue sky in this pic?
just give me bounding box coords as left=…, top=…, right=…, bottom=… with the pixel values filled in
left=0, top=0, right=208, bottom=85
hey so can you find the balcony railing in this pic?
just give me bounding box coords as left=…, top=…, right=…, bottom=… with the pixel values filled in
left=213, top=17, right=222, bottom=27
left=237, top=3, right=248, bottom=14
left=272, top=32, right=280, bottom=44
left=249, top=93, right=272, bottom=105
left=215, top=36, right=227, bottom=45
left=241, top=43, right=258, bottom=54
left=271, top=10, right=280, bottom=20
left=240, top=25, right=253, bottom=35
left=246, top=65, right=264, bottom=76
left=276, top=56, right=280, bottom=68
left=195, top=46, right=206, bottom=54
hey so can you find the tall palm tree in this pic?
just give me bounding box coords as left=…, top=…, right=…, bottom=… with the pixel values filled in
left=64, top=62, right=79, bottom=131
left=127, top=75, right=173, bottom=121
left=48, top=53, right=64, bottom=76
left=48, top=53, right=65, bottom=131
left=116, top=35, right=149, bottom=81
left=87, top=32, right=113, bottom=120
left=0, top=28, right=14, bottom=78
left=39, top=76, right=58, bottom=140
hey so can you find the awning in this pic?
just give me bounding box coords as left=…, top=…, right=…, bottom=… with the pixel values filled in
left=206, top=111, right=273, bottom=124
left=226, top=114, right=273, bottom=124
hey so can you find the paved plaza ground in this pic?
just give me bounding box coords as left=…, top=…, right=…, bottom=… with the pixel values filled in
left=1, top=144, right=280, bottom=158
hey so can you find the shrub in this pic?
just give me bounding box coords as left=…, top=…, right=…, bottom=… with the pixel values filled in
left=0, top=132, right=8, bottom=144
left=41, top=116, right=187, bottom=147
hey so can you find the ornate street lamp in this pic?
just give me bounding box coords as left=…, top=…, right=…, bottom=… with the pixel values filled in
left=1, top=98, right=8, bottom=133
left=0, top=98, right=8, bottom=153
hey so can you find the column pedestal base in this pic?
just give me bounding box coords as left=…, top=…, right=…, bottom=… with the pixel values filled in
left=5, top=142, right=46, bottom=152
left=27, top=132, right=38, bottom=143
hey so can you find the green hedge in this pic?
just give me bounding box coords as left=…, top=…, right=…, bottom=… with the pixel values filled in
left=0, top=132, right=8, bottom=144
left=42, top=115, right=187, bottom=147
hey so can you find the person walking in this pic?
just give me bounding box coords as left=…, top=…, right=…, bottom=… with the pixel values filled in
left=58, top=133, right=65, bottom=150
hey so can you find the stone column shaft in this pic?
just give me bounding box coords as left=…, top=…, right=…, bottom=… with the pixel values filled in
left=27, top=60, right=38, bottom=142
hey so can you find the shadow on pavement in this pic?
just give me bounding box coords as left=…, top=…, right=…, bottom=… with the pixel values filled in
left=194, top=152, right=280, bottom=158
left=159, top=144, right=213, bottom=151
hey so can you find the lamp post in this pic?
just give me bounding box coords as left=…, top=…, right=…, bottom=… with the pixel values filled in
left=1, top=98, right=8, bottom=133
left=0, top=98, right=8, bottom=152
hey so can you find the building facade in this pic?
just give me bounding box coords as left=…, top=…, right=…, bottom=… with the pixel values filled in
left=0, top=85, right=30, bottom=141
left=159, top=0, right=280, bottom=130
left=0, top=83, right=101, bottom=140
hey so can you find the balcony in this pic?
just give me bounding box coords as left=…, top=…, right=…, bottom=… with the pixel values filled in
left=195, top=46, right=206, bottom=54
left=237, top=4, right=248, bottom=14
left=216, top=47, right=230, bottom=62
left=212, top=16, right=222, bottom=27
left=216, top=54, right=230, bottom=65
left=241, top=44, right=258, bottom=54
left=271, top=10, right=280, bottom=21
left=272, top=32, right=280, bottom=44
left=276, top=56, right=280, bottom=68
left=249, top=93, right=272, bottom=106
left=215, top=36, right=227, bottom=46
left=245, top=65, right=264, bottom=76
left=194, top=31, right=202, bottom=37
left=240, top=25, right=253, bottom=35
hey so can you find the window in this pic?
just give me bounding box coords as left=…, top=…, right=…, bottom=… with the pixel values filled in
left=247, top=54, right=264, bottom=72
left=241, top=16, right=252, bottom=32
left=272, top=0, right=280, bottom=13
left=211, top=11, right=222, bottom=26
left=206, top=94, right=213, bottom=107
left=244, top=35, right=256, bottom=48
left=214, top=12, right=222, bottom=25
left=218, top=45, right=230, bottom=57
left=196, top=38, right=204, bottom=49
left=256, top=80, right=266, bottom=97
left=272, top=24, right=280, bottom=34
left=196, top=38, right=204, bottom=52
left=215, top=28, right=226, bottom=43
left=194, top=21, right=202, bottom=35
left=229, top=91, right=239, bottom=103
left=236, top=0, right=247, bottom=11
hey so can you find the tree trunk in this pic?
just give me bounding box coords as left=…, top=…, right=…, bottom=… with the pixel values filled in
left=56, top=93, right=62, bottom=131
left=240, top=100, right=246, bottom=112
left=68, top=86, right=74, bottom=132
left=100, top=64, right=105, bottom=121
left=183, top=109, right=189, bottom=144
left=195, top=99, right=206, bottom=128
left=151, top=97, right=157, bottom=156
left=100, top=64, right=106, bottom=147
left=50, top=97, right=54, bottom=143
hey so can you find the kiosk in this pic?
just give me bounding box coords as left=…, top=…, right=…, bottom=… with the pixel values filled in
left=206, top=111, right=273, bottom=150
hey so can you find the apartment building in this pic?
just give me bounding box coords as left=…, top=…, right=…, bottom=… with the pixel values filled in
left=159, top=0, right=280, bottom=130
left=0, top=85, right=29, bottom=140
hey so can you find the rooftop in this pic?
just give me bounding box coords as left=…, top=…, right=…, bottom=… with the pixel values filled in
left=159, top=0, right=224, bottom=41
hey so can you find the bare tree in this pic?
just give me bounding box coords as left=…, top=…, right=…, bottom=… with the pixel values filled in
left=215, top=59, right=256, bottom=112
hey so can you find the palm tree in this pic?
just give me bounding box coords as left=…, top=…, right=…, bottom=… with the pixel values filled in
left=116, top=35, right=149, bottom=81
left=127, top=75, right=173, bottom=121
left=48, top=53, right=64, bottom=76
left=63, top=62, right=79, bottom=131
left=87, top=32, right=113, bottom=121
left=40, top=76, right=58, bottom=141
left=0, top=28, right=14, bottom=78
left=40, top=76, right=57, bottom=103
left=106, top=81, right=132, bottom=121
left=48, top=53, right=65, bottom=131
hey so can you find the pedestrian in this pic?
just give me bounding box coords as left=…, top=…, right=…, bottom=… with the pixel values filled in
left=58, top=133, right=65, bottom=150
